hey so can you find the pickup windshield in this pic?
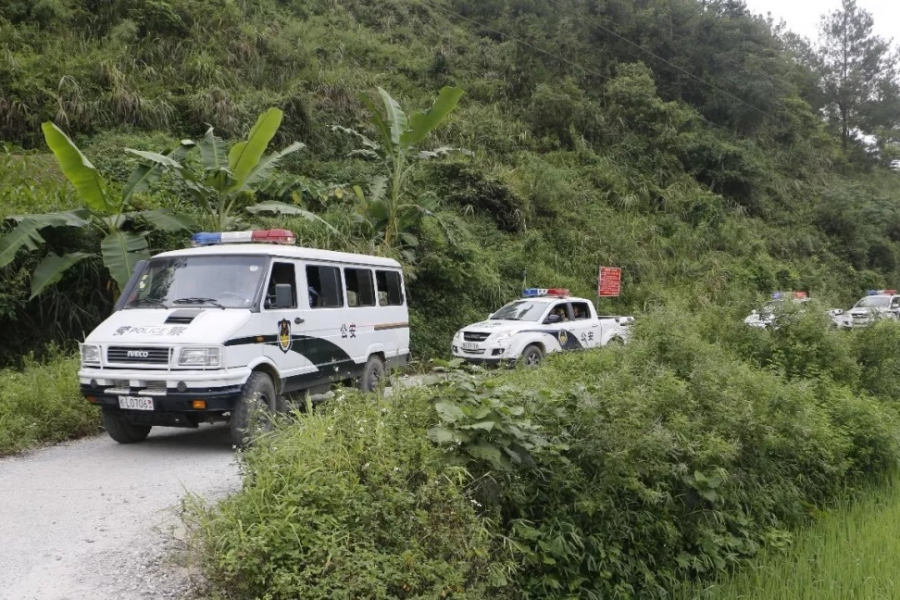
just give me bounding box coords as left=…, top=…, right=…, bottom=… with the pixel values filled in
left=855, top=296, right=891, bottom=308
left=123, top=256, right=267, bottom=309
left=490, top=301, right=547, bottom=322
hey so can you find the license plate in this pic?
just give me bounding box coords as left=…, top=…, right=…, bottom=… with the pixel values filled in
left=462, top=342, right=479, bottom=350
left=118, top=396, right=154, bottom=411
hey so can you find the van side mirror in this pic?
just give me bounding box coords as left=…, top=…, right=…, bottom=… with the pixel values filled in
left=275, top=284, right=293, bottom=309
left=545, top=314, right=561, bottom=324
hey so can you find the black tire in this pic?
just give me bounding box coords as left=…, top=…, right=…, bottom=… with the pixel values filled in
left=359, top=355, right=386, bottom=393
left=230, top=371, right=277, bottom=447
left=521, top=344, right=544, bottom=368
left=608, top=336, right=625, bottom=346
left=103, top=412, right=152, bottom=444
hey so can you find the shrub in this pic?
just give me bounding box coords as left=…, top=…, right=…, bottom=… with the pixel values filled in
left=0, top=350, right=99, bottom=455
left=190, top=388, right=510, bottom=600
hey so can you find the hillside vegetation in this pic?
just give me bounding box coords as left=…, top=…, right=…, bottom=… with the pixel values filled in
left=1, top=0, right=899, bottom=364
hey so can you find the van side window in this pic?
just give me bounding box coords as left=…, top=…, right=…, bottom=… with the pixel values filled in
left=264, top=262, right=297, bottom=309
left=570, top=302, right=591, bottom=320
left=375, top=270, right=404, bottom=306
left=344, top=268, right=376, bottom=307
left=306, top=265, right=344, bottom=308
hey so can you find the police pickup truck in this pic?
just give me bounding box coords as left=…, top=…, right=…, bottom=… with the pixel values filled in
left=451, top=288, right=633, bottom=366
left=744, top=291, right=846, bottom=329
left=845, top=289, right=900, bottom=328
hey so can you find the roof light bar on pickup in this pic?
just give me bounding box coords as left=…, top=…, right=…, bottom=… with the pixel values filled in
left=190, top=229, right=297, bottom=247
left=522, top=288, right=570, bottom=298
left=867, top=289, right=898, bottom=296
left=772, top=291, right=808, bottom=300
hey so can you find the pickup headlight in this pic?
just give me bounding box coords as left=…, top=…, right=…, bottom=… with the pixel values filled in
left=179, top=347, right=222, bottom=367
left=453, top=330, right=462, bottom=341
left=80, top=344, right=101, bottom=365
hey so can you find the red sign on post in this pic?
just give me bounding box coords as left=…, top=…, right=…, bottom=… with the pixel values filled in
left=598, top=267, right=622, bottom=297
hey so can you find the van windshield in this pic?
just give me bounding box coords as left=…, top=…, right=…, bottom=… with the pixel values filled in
left=123, top=256, right=268, bottom=309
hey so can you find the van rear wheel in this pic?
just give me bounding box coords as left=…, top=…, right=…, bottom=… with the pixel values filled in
left=103, top=412, right=152, bottom=444
left=230, top=372, right=277, bottom=447
left=359, top=355, right=386, bottom=393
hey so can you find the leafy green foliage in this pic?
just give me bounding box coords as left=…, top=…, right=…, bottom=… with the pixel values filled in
left=189, top=388, right=509, bottom=599
left=0, top=349, right=99, bottom=455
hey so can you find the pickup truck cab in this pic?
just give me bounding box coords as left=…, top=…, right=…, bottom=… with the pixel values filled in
left=846, top=289, right=900, bottom=328
left=451, top=288, right=634, bottom=366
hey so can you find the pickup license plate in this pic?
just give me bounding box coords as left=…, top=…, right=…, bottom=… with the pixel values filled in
left=118, top=396, right=154, bottom=411
left=462, top=342, right=479, bottom=350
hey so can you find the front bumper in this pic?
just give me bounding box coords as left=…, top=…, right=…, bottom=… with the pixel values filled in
left=451, top=342, right=514, bottom=363
left=81, top=384, right=242, bottom=427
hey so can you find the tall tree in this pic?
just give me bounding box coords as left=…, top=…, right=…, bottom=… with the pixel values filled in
left=817, top=0, right=900, bottom=152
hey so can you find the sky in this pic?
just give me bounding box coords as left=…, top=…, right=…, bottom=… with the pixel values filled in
left=742, top=0, right=898, bottom=42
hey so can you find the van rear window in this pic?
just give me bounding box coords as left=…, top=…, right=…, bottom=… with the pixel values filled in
left=306, top=265, right=343, bottom=308
left=345, top=268, right=376, bottom=307
left=375, top=270, right=404, bottom=306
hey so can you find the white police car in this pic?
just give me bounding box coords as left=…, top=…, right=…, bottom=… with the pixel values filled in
left=744, top=291, right=846, bottom=329
left=845, top=289, right=900, bottom=328
left=79, top=229, right=410, bottom=446
left=451, top=288, right=634, bottom=366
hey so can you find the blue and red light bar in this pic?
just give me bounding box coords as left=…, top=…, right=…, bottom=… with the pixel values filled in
left=523, top=288, right=570, bottom=298
left=190, top=229, right=296, bottom=247
left=867, top=289, right=898, bottom=296
left=772, top=291, right=808, bottom=300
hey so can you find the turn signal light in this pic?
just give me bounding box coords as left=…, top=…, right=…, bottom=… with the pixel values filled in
left=192, top=400, right=207, bottom=410
left=86, top=396, right=97, bottom=404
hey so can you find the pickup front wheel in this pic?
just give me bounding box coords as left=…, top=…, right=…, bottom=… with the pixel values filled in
left=521, top=344, right=544, bottom=368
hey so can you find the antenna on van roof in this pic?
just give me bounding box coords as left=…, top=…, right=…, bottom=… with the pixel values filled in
left=522, top=269, right=527, bottom=291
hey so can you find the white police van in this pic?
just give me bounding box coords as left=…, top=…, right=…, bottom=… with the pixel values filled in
left=79, top=229, right=410, bottom=446
left=451, top=288, right=634, bottom=366
left=845, top=289, right=900, bottom=328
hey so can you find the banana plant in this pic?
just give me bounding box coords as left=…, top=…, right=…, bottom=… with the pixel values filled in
left=0, top=123, right=196, bottom=298
left=129, top=107, right=331, bottom=232
left=334, top=86, right=468, bottom=250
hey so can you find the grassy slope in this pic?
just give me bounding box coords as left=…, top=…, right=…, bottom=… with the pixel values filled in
left=0, top=352, right=99, bottom=456
left=679, top=477, right=900, bottom=600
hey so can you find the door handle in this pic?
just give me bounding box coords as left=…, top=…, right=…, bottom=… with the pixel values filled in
left=294, top=317, right=305, bottom=325
left=592, top=323, right=599, bottom=327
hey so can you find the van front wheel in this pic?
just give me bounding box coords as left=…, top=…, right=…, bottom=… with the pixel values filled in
left=359, top=355, right=385, bottom=393
left=103, top=412, right=152, bottom=444
left=230, top=372, right=276, bottom=447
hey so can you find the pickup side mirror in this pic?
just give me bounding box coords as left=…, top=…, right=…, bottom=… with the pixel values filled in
left=275, top=284, right=294, bottom=309
left=545, top=314, right=562, bottom=324
left=751, top=309, right=758, bottom=315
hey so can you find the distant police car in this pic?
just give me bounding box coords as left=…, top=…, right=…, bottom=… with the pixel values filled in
left=79, top=229, right=410, bottom=446
left=845, top=289, right=900, bottom=328
left=451, top=288, right=634, bottom=367
left=744, top=291, right=846, bottom=329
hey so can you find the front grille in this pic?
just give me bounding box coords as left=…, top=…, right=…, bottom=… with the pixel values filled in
left=107, top=346, right=171, bottom=365
left=463, top=332, right=490, bottom=342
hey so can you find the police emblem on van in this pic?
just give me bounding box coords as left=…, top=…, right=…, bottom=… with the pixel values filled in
left=278, top=319, right=292, bottom=353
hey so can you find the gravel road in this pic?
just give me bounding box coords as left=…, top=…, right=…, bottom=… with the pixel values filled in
left=0, top=424, right=241, bottom=600
left=0, top=376, right=430, bottom=600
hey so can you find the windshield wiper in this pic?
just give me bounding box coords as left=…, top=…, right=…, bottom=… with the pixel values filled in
left=172, top=297, right=225, bottom=309
left=126, top=298, right=167, bottom=309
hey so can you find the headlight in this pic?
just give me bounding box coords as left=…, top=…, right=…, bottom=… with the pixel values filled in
left=80, top=344, right=101, bottom=365
left=491, top=330, right=516, bottom=342
left=178, top=347, right=221, bottom=367
left=453, top=330, right=462, bottom=341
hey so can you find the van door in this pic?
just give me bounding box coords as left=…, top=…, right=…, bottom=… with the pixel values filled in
left=301, top=263, right=355, bottom=383
left=261, top=261, right=306, bottom=387
left=374, top=269, right=408, bottom=362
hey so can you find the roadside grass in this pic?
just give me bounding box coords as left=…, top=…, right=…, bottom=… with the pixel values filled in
left=0, top=351, right=100, bottom=456
left=678, top=475, right=900, bottom=600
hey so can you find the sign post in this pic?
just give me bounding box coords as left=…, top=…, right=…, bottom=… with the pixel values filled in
left=598, top=266, right=622, bottom=298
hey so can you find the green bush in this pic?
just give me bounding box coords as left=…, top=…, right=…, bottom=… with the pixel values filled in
left=195, top=308, right=900, bottom=599
left=0, top=350, right=99, bottom=455
left=190, top=388, right=510, bottom=600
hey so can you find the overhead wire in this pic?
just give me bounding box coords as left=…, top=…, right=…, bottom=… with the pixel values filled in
left=419, top=0, right=789, bottom=138
left=543, top=0, right=789, bottom=127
